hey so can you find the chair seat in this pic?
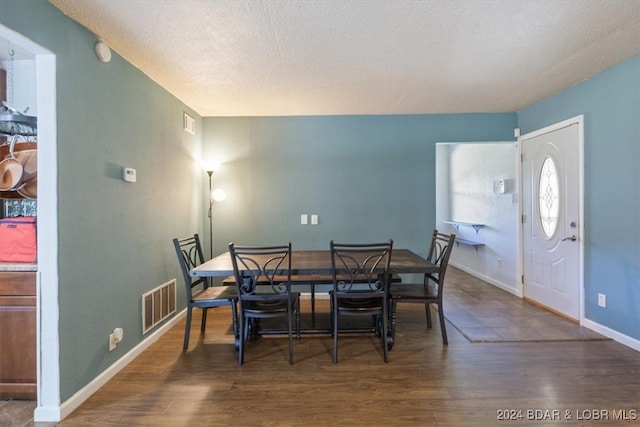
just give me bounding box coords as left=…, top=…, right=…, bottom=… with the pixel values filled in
left=331, top=290, right=384, bottom=313
left=193, top=285, right=237, bottom=303
left=390, top=283, right=438, bottom=300
left=337, top=297, right=384, bottom=312
left=243, top=293, right=300, bottom=315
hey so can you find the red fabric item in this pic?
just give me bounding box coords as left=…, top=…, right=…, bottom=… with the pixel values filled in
left=0, top=216, right=37, bottom=263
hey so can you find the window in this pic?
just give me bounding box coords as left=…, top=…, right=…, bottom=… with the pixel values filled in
left=538, top=156, right=559, bottom=238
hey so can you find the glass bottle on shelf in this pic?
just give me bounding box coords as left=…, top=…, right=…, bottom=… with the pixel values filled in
left=2, top=199, right=36, bottom=218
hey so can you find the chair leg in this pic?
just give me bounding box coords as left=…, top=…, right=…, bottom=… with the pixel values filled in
left=230, top=301, right=239, bottom=342
left=380, top=301, right=389, bottom=363
left=238, top=315, right=249, bottom=366
left=288, top=307, right=294, bottom=365
left=425, top=303, right=433, bottom=328
left=332, top=310, right=339, bottom=364
left=200, top=307, right=208, bottom=332
left=390, top=299, right=397, bottom=344
left=329, top=297, right=335, bottom=337
left=382, top=302, right=389, bottom=363
left=311, top=284, right=316, bottom=322
left=183, top=307, right=193, bottom=350
left=438, top=303, right=448, bottom=345
left=296, top=303, right=301, bottom=341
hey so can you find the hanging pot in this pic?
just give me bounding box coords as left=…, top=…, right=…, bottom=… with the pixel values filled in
left=0, top=137, right=24, bottom=191
left=17, top=177, right=37, bottom=199
left=0, top=136, right=36, bottom=191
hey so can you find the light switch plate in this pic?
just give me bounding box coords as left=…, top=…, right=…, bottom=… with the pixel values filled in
left=122, top=167, right=136, bottom=183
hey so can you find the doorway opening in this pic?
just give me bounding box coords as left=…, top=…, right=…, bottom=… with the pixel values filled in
left=0, top=24, right=59, bottom=421
left=435, top=142, right=519, bottom=295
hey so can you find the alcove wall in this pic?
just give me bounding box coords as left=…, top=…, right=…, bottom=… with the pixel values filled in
left=436, top=142, right=520, bottom=295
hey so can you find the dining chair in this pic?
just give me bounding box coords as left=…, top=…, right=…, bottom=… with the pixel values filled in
left=330, top=239, right=393, bottom=363
left=389, top=230, right=455, bottom=345
left=228, top=242, right=301, bottom=365
left=173, top=234, right=238, bottom=350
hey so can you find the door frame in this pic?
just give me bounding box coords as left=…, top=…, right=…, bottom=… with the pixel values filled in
left=517, top=115, right=585, bottom=324
left=1, top=24, right=60, bottom=420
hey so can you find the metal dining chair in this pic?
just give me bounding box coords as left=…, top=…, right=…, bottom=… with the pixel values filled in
left=329, top=239, right=393, bottom=363
left=173, top=234, right=238, bottom=350
left=389, top=230, right=455, bottom=345
left=228, top=242, right=301, bottom=365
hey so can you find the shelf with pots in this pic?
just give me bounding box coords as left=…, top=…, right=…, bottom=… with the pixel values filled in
left=0, top=103, right=37, bottom=200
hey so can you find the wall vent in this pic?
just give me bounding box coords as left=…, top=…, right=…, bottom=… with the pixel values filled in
left=183, top=112, right=196, bottom=134
left=142, top=279, right=177, bottom=334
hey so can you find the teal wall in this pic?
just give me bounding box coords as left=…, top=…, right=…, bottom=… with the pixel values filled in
left=518, top=56, right=640, bottom=340
left=2, top=1, right=205, bottom=401
left=203, top=115, right=516, bottom=258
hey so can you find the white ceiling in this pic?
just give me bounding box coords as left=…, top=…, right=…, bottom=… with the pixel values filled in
left=48, top=0, right=640, bottom=117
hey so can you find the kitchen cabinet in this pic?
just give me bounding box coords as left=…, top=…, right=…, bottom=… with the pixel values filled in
left=0, top=270, right=36, bottom=399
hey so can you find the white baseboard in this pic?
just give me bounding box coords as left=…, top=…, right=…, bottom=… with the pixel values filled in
left=33, top=405, right=60, bottom=423
left=35, top=310, right=186, bottom=422
left=449, top=262, right=522, bottom=297
left=582, top=318, right=640, bottom=352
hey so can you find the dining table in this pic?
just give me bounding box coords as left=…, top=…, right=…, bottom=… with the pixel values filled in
left=190, top=249, right=438, bottom=340
left=190, top=248, right=436, bottom=278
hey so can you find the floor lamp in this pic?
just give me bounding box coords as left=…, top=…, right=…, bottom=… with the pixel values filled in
left=206, top=170, right=214, bottom=260
left=205, top=169, right=226, bottom=260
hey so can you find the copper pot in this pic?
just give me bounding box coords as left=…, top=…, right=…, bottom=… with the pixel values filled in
left=17, top=177, right=37, bottom=199
left=0, top=139, right=37, bottom=198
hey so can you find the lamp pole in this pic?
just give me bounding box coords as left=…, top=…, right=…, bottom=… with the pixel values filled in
left=206, top=170, right=214, bottom=260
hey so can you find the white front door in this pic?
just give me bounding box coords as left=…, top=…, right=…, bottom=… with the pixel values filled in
left=521, top=117, right=583, bottom=321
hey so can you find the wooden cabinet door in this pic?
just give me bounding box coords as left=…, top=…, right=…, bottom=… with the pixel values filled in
left=0, top=272, right=36, bottom=399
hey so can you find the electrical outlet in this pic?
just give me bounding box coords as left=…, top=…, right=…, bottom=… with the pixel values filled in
left=109, top=333, right=117, bottom=351
left=598, top=293, right=606, bottom=308
left=497, top=258, right=502, bottom=269
left=108, top=327, right=124, bottom=351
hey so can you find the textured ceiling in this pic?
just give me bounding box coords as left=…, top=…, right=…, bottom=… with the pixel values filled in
left=48, top=0, right=640, bottom=117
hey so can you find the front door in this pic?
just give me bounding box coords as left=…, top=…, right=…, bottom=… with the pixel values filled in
left=521, top=118, right=582, bottom=321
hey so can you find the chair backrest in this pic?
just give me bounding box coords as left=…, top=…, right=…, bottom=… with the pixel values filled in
left=173, top=234, right=209, bottom=300
left=425, top=230, right=456, bottom=299
left=330, top=240, right=393, bottom=295
left=228, top=242, right=292, bottom=298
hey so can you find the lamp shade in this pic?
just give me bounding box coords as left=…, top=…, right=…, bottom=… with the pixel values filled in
left=201, top=160, right=220, bottom=174
left=212, top=188, right=227, bottom=202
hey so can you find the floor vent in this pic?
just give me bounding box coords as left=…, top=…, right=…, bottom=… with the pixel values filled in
left=142, top=279, right=177, bottom=334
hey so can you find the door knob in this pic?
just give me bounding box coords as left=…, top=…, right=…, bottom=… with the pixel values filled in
left=562, top=235, right=577, bottom=242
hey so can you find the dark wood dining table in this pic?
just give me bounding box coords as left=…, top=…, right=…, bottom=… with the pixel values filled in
left=190, top=249, right=437, bottom=339
left=190, top=249, right=437, bottom=278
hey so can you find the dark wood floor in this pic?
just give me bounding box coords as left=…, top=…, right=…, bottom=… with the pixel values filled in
left=4, top=268, right=640, bottom=426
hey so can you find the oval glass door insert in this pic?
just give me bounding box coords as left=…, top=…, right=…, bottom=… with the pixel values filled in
left=538, top=156, right=560, bottom=238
